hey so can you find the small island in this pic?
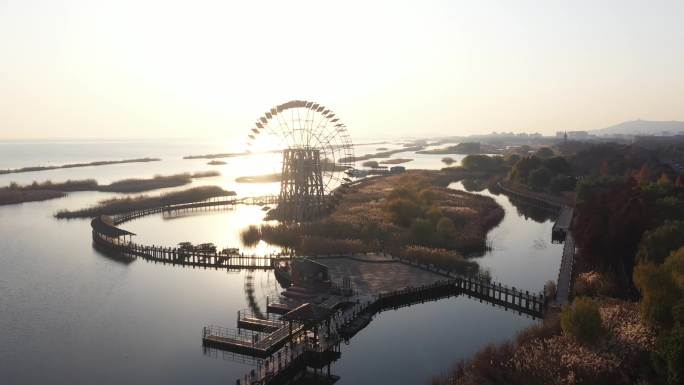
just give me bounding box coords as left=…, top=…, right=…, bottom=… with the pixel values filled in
left=207, top=160, right=227, bottom=165
left=55, top=186, right=235, bottom=218
left=0, top=157, right=161, bottom=175
left=242, top=169, right=503, bottom=271
left=417, top=142, right=500, bottom=155
left=0, top=171, right=220, bottom=206
left=379, top=158, right=412, bottom=165
left=235, top=173, right=281, bottom=183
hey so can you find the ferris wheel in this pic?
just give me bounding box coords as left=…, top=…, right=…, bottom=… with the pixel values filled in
left=246, top=100, right=355, bottom=220
left=246, top=100, right=354, bottom=195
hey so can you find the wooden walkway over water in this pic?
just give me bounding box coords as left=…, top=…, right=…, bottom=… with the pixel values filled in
left=225, top=274, right=546, bottom=385
left=111, top=195, right=279, bottom=225
left=92, top=196, right=286, bottom=269
left=554, top=233, right=575, bottom=306
left=93, top=233, right=278, bottom=269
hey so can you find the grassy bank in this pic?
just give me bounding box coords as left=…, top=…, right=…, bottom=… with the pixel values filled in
left=0, top=157, right=160, bottom=175
left=55, top=186, right=235, bottom=218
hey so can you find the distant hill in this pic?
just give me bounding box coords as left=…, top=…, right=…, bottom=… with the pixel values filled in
left=591, top=120, right=684, bottom=136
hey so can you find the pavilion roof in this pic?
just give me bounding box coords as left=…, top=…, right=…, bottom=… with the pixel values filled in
left=90, top=215, right=135, bottom=238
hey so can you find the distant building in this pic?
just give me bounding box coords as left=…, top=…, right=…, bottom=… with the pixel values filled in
left=390, top=166, right=406, bottom=173
left=556, top=131, right=591, bottom=140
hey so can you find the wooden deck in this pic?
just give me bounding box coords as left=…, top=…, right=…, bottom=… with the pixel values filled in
left=93, top=232, right=279, bottom=269
left=554, top=233, right=576, bottom=306
left=203, top=322, right=305, bottom=358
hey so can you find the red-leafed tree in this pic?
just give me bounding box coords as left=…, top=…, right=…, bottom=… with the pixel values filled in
left=571, top=177, right=653, bottom=293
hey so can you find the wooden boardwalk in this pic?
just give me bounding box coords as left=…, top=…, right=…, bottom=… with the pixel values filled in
left=111, top=195, right=279, bottom=225
left=203, top=322, right=305, bottom=358
left=554, top=233, right=575, bottom=306
left=232, top=276, right=546, bottom=385
left=91, top=196, right=287, bottom=269
left=92, top=233, right=278, bottom=270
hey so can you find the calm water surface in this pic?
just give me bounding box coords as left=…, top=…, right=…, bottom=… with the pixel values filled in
left=0, top=140, right=559, bottom=384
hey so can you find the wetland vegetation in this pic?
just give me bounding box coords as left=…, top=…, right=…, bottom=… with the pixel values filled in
left=0, top=171, right=220, bottom=205
left=242, top=170, right=502, bottom=273
left=55, top=185, right=234, bottom=218
left=0, top=157, right=160, bottom=175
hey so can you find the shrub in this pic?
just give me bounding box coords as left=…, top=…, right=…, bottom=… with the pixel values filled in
left=461, top=154, right=504, bottom=172
left=410, top=218, right=434, bottom=244
left=436, top=217, right=456, bottom=240
left=573, top=271, right=617, bottom=297
left=560, top=297, right=606, bottom=345
left=637, top=221, right=684, bottom=264
left=528, top=167, right=552, bottom=192
left=534, top=147, right=554, bottom=158
left=508, top=156, right=542, bottom=183
left=634, top=247, right=684, bottom=329
left=386, top=198, right=421, bottom=227
left=549, top=174, right=576, bottom=193
left=653, top=326, right=684, bottom=385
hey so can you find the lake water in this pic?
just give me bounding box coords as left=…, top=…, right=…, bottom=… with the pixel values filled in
left=0, top=139, right=560, bottom=384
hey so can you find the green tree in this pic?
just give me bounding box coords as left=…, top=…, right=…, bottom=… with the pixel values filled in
left=549, top=175, right=576, bottom=193
left=386, top=198, right=421, bottom=227
left=560, top=297, right=606, bottom=345
left=436, top=217, right=456, bottom=241
left=634, top=247, right=684, bottom=328
left=461, top=154, right=502, bottom=172
left=508, top=156, right=542, bottom=183
left=410, top=218, right=434, bottom=244
left=543, top=156, right=571, bottom=174
left=637, top=221, right=684, bottom=264
left=528, top=167, right=552, bottom=192
left=534, top=147, right=554, bottom=159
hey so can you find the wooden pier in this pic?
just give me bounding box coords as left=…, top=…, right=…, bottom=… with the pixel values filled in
left=230, top=275, right=546, bottom=385
left=92, top=232, right=278, bottom=269
left=203, top=322, right=305, bottom=358
left=111, top=195, right=279, bottom=225
left=90, top=196, right=289, bottom=270
left=554, top=233, right=576, bottom=306
left=552, top=205, right=573, bottom=242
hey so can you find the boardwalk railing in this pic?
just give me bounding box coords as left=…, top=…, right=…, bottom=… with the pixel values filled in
left=92, top=232, right=279, bottom=270
left=554, top=233, right=576, bottom=306
left=111, top=195, right=279, bottom=225
left=235, top=276, right=546, bottom=385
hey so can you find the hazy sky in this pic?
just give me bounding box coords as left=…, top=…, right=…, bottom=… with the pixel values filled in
left=1, top=0, right=683, bottom=140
